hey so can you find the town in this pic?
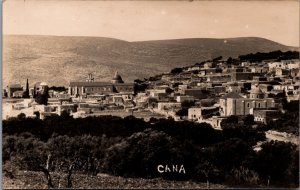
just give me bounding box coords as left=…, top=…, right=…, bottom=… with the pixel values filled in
left=3, top=51, right=299, bottom=132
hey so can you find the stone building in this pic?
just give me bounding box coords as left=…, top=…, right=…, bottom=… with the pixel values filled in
left=219, top=85, right=275, bottom=117
left=253, top=109, right=281, bottom=124
left=7, top=84, right=23, bottom=98
left=68, top=72, right=134, bottom=97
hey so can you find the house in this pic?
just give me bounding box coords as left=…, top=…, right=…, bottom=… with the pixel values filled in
left=7, top=84, right=23, bottom=98
left=226, top=82, right=241, bottom=93
left=176, top=95, right=194, bottom=103
left=198, top=116, right=225, bottom=129
left=206, top=74, right=231, bottom=83
left=291, top=68, right=300, bottom=78
left=12, top=91, right=24, bottom=98
left=182, top=88, right=209, bottom=99
left=249, top=66, right=268, bottom=74
left=157, top=102, right=181, bottom=111
left=231, top=72, right=261, bottom=81
left=188, top=106, right=219, bottom=121
left=287, top=61, right=300, bottom=69
left=268, top=62, right=287, bottom=71
left=275, top=68, right=290, bottom=76
left=253, top=109, right=281, bottom=124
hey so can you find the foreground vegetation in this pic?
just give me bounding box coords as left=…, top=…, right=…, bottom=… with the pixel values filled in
left=3, top=110, right=299, bottom=188
left=3, top=170, right=226, bottom=189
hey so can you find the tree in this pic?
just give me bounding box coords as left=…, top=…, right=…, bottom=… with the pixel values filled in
left=221, top=115, right=239, bottom=129
left=213, top=56, right=223, bottom=62
left=35, top=93, right=48, bottom=105
left=170, top=68, right=183, bottom=74
left=227, top=57, right=233, bottom=64
left=243, top=115, right=255, bottom=126
left=255, top=141, right=296, bottom=186
left=33, top=85, right=37, bottom=98
left=17, top=113, right=26, bottom=120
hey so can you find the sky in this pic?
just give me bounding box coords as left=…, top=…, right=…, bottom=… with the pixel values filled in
left=3, top=0, right=299, bottom=46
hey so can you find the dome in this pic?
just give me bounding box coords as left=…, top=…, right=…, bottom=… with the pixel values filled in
left=111, top=71, right=124, bottom=84
left=40, top=82, right=48, bottom=86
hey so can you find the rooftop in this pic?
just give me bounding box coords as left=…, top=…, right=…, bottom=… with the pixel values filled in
left=220, top=92, right=243, bottom=99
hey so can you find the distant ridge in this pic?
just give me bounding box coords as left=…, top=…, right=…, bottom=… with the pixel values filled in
left=3, top=35, right=297, bottom=86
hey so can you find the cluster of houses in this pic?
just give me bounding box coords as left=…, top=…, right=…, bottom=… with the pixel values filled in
left=3, top=58, right=299, bottom=129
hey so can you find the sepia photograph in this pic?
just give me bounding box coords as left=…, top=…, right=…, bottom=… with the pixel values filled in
left=2, top=0, right=299, bottom=189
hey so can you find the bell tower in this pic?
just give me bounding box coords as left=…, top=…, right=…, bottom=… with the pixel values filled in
left=86, top=73, right=94, bottom=82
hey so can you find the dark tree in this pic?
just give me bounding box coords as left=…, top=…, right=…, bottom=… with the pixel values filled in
left=170, top=68, right=183, bottom=74
left=35, top=93, right=48, bottom=105
left=243, top=115, right=255, bottom=126
left=17, top=113, right=26, bottom=120
left=221, top=115, right=239, bottom=129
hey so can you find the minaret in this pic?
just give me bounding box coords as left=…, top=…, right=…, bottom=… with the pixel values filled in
left=24, top=78, right=30, bottom=98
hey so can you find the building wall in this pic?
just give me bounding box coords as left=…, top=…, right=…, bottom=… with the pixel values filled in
left=222, top=98, right=275, bottom=116
left=188, top=108, right=202, bottom=120
left=231, top=72, right=261, bottom=81
left=183, top=89, right=208, bottom=99
left=176, top=96, right=194, bottom=103
left=157, top=102, right=181, bottom=111
left=8, top=87, right=23, bottom=98
left=253, top=110, right=281, bottom=124
left=69, top=83, right=134, bottom=96
left=114, top=84, right=134, bottom=93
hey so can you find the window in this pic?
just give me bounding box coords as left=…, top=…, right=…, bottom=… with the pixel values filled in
left=258, top=103, right=261, bottom=108
left=247, top=103, right=250, bottom=108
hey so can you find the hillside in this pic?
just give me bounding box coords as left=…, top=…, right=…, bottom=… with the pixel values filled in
left=3, top=35, right=296, bottom=87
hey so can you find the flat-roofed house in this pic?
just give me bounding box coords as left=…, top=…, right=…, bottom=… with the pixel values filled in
left=7, top=84, right=23, bottom=98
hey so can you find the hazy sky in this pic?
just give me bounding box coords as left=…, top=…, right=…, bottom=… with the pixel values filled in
left=3, top=0, right=299, bottom=46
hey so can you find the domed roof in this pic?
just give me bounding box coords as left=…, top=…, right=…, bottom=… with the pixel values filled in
left=40, top=82, right=48, bottom=86
left=111, top=71, right=124, bottom=83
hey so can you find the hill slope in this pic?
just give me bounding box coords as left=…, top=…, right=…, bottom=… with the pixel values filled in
left=3, top=35, right=296, bottom=87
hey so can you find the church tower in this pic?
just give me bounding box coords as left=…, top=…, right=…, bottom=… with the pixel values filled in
left=86, top=73, right=94, bottom=82
left=250, top=84, right=264, bottom=99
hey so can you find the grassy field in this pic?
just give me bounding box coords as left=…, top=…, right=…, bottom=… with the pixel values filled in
left=3, top=170, right=226, bottom=189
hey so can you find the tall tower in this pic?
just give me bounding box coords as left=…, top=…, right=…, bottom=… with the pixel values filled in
left=24, top=79, right=30, bottom=98
left=250, top=84, right=264, bottom=99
